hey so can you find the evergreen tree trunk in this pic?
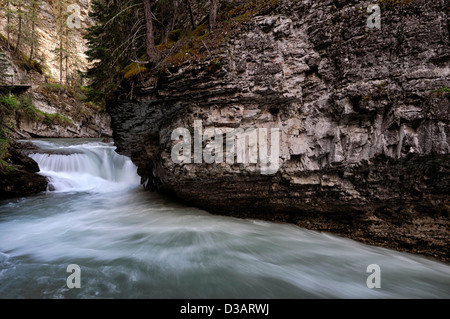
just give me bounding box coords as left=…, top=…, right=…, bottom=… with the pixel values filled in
left=59, top=4, right=63, bottom=93
left=29, top=2, right=37, bottom=66
left=186, top=0, right=195, bottom=30
left=59, top=43, right=63, bottom=91
left=16, top=0, right=23, bottom=53
left=6, top=0, right=11, bottom=50
left=143, top=0, right=157, bottom=63
left=65, top=25, right=69, bottom=87
left=29, top=26, right=35, bottom=66
left=113, top=0, right=122, bottom=81
left=160, top=4, right=167, bottom=45
left=170, top=1, right=179, bottom=33
left=66, top=56, right=69, bottom=86
left=209, top=0, right=217, bottom=33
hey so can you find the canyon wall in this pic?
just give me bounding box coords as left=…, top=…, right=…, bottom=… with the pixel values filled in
left=0, top=0, right=111, bottom=139
left=109, top=0, right=450, bottom=261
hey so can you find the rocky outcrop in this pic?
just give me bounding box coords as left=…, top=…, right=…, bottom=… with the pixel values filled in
left=109, top=0, right=450, bottom=261
left=0, top=0, right=111, bottom=139
left=0, top=41, right=112, bottom=139
left=15, top=89, right=112, bottom=139
left=0, top=141, right=47, bottom=199
left=0, top=1, right=93, bottom=82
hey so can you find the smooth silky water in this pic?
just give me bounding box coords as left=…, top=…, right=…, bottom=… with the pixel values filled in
left=0, top=139, right=448, bottom=298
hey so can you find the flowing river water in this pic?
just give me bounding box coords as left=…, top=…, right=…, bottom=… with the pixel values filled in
left=0, top=139, right=448, bottom=299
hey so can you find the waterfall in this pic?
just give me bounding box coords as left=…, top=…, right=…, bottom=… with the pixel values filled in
left=0, top=139, right=448, bottom=299
left=28, top=140, right=141, bottom=193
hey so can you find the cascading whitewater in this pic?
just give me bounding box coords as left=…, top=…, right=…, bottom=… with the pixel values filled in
left=28, top=140, right=140, bottom=193
left=0, top=139, right=449, bottom=299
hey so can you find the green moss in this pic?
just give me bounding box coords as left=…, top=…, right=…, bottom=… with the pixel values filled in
left=122, top=54, right=150, bottom=80
left=43, top=83, right=66, bottom=92
left=15, top=94, right=73, bottom=126
left=123, top=62, right=149, bottom=80
left=208, top=58, right=222, bottom=73
left=190, top=23, right=208, bottom=38
left=376, top=81, right=388, bottom=93
left=28, top=59, right=45, bottom=74
left=42, top=113, right=73, bottom=126
left=0, top=137, right=11, bottom=166
left=0, top=95, right=18, bottom=110
left=433, top=87, right=450, bottom=94
left=164, top=48, right=194, bottom=66
left=226, top=0, right=281, bottom=22
left=158, top=0, right=283, bottom=69
left=157, top=41, right=174, bottom=52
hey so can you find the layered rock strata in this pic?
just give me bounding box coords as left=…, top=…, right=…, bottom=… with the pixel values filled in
left=0, top=141, right=47, bottom=199
left=109, top=0, right=450, bottom=261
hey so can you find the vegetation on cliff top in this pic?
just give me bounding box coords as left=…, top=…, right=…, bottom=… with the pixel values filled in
left=84, top=0, right=282, bottom=105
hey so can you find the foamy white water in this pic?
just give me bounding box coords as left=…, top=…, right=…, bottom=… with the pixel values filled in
left=28, top=139, right=140, bottom=193
left=0, top=139, right=448, bottom=299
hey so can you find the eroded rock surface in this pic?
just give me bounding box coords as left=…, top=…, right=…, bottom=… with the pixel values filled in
left=109, top=0, right=450, bottom=261
left=0, top=141, right=47, bottom=199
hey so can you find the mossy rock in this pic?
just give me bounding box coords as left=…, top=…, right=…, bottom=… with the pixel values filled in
left=191, top=23, right=208, bottom=38
left=0, top=141, right=47, bottom=199
left=123, top=61, right=150, bottom=80
left=208, top=58, right=222, bottom=73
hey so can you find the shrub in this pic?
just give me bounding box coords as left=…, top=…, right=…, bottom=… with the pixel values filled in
left=433, top=87, right=450, bottom=94
left=0, top=95, right=18, bottom=110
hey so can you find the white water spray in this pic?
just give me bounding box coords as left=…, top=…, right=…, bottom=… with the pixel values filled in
left=0, top=139, right=448, bottom=299
left=29, top=140, right=140, bottom=193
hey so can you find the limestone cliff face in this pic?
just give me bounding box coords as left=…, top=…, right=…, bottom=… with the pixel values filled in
left=109, top=0, right=450, bottom=261
left=0, top=1, right=93, bottom=83
left=0, top=0, right=111, bottom=139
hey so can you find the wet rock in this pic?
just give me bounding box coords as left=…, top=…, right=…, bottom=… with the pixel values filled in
left=109, top=0, right=450, bottom=261
left=0, top=141, right=47, bottom=199
left=8, top=141, right=41, bottom=173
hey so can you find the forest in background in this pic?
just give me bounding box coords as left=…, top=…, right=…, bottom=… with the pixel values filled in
left=0, top=0, right=281, bottom=172
left=83, top=0, right=278, bottom=106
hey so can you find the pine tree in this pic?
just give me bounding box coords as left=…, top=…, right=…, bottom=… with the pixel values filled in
left=15, top=0, right=24, bottom=53
left=143, top=0, right=157, bottom=63
left=84, top=0, right=146, bottom=105
left=209, top=0, right=218, bottom=32
left=64, top=22, right=80, bottom=88
left=1, top=0, right=42, bottom=78
left=0, top=50, right=10, bottom=84
left=52, top=0, right=78, bottom=92
left=27, top=0, right=42, bottom=67
left=84, top=0, right=221, bottom=106
left=84, top=0, right=122, bottom=104
left=2, top=0, right=16, bottom=50
left=186, top=0, right=195, bottom=31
